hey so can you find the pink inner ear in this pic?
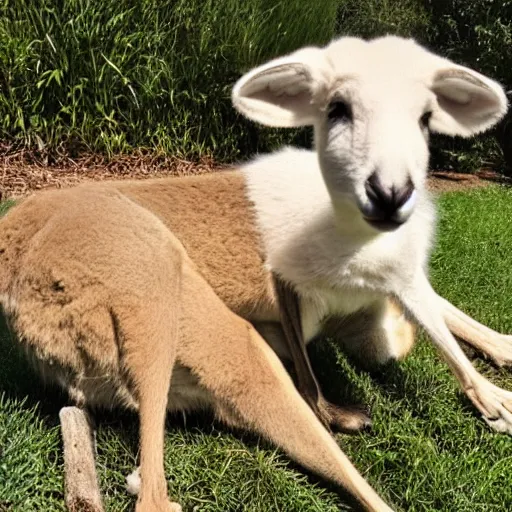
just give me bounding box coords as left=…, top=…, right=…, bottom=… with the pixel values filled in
left=234, top=62, right=317, bottom=127
left=239, top=64, right=310, bottom=98
left=429, top=68, right=506, bottom=137
left=436, top=83, right=471, bottom=105
left=436, top=81, right=500, bottom=120
left=432, top=70, right=505, bottom=129
left=249, top=89, right=312, bottom=111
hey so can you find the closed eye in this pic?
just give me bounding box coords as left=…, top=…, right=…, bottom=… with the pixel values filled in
left=327, top=100, right=352, bottom=123
left=420, top=111, right=432, bottom=129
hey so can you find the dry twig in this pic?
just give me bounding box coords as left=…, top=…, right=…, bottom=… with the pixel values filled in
left=59, top=407, right=104, bottom=512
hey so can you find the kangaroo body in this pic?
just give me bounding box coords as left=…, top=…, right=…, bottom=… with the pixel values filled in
left=2, top=35, right=512, bottom=512
left=0, top=167, right=397, bottom=512
left=112, top=151, right=416, bottom=363
left=0, top=152, right=414, bottom=412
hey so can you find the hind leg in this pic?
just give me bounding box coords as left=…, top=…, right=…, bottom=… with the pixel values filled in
left=327, top=297, right=416, bottom=368
left=272, top=275, right=372, bottom=433
left=215, top=336, right=391, bottom=511
left=177, top=266, right=393, bottom=512
left=5, top=191, right=190, bottom=510
left=117, top=274, right=182, bottom=512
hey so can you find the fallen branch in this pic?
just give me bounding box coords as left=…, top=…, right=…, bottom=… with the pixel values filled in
left=59, top=406, right=104, bottom=512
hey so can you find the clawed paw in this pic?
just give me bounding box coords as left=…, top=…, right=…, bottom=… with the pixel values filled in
left=484, top=416, right=512, bottom=434
left=329, top=404, right=372, bottom=433
left=467, top=380, right=512, bottom=435
left=490, top=335, right=512, bottom=367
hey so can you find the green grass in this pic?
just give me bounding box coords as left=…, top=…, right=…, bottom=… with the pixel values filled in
left=1, top=186, right=512, bottom=511
left=1, top=0, right=506, bottom=172
left=0, top=0, right=337, bottom=160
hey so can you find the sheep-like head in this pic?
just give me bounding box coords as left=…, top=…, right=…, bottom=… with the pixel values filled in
left=232, top=36, right=507, bottom=231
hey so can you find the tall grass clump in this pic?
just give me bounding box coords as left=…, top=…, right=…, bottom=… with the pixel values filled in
left=423, top=0, right=512, bottom=173
left=0, top=0, right=338, bottom=160
left=337, top=0, right=430, bottom=40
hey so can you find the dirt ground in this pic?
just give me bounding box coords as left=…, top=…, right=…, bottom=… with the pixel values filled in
left=0, top=152, right=510, bottom=200
left=0, top=152, right=220, bottom=200
left=427, top=169, right=511, bottom=193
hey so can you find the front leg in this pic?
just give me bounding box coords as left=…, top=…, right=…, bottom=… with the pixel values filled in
left=440, top=297, right=512, bottom=367
left=399, top=271, right=512, bottom=434
left=273, top=274, right=371, bottom=433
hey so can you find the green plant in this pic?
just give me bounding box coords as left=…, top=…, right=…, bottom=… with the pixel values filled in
left=423, top=0, right=512, bottom=173
left=337, top=0, right=430, bottom=39
left=0, top=0, right=338, bottom=161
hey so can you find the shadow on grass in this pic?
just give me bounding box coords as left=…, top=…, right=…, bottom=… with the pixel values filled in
left=0, top=307, right=364, bottom=510
left=308, top=335, right=483, bottom=431
left=0, top=310, right=68, bottom=422
left=308, top=338, right=372, bottom=408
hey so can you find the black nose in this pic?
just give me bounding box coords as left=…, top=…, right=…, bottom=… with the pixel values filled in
left=363, top=172, right=415, bottom=227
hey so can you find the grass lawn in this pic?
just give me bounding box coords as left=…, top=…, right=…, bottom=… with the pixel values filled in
left=1, top=185, right=512, bottom=511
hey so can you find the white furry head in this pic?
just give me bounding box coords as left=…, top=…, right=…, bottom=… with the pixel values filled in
left=233, top=36, right=507, bottom=231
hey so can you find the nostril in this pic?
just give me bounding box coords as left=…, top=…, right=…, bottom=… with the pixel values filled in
left=365, top=172, right=392, bottom=207
left=365, top=172, right=415, bottom=211
left=363, top=172, right=416, bottom=226
left=393, top=179, right=415, bottom=209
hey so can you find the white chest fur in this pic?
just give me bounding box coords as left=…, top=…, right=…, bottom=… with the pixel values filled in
left=243, top=148, right=436, bottom=342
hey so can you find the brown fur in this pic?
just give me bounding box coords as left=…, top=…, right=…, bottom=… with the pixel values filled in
left=112, top=172, right=416, bottom=425
left=0, top=182, right=394, bottom=511
left=112, top=172, right=277, bottom=321
left=0, top=173, right=415, bottom=423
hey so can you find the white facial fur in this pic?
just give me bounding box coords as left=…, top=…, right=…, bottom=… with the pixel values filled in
left=233, top=36, right=507, bottom=232
left=236, top=36, right=512, bottom=439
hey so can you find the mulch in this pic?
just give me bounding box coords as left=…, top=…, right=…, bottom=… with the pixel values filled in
left=427, top=169, right=512, bottom=193
left=0, top=150, right=510, bottom=200
left=0, top=151, right=219, bottom=200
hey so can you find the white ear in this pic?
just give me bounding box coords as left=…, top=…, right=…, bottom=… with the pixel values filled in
left=430, top=67, right=507, bottom=137
left=232, top=48, right=329, bottom=127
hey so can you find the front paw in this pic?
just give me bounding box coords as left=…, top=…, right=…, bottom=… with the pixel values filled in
left=466, top=379, right=512, bottom=434
left=490, top=335, right=512, bottom=367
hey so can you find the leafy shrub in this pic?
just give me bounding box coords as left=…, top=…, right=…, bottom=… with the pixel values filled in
left=1, top=0, right=511, bottom=173
left=423, top=0, right=512, bottom=173
left=337, top=0, right=430, bottom=40
left=0, top=0, right=338, bottom=160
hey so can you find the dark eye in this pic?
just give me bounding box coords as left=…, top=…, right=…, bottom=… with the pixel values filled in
left=327, top=100, right=352, bottom=122
left=420, top=111, right=432, bottom=129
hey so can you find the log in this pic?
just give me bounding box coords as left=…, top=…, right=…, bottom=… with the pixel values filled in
left=59, top=406, right=104, bottom=512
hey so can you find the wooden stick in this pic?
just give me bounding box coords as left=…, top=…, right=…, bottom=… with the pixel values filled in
left=59, top=406, right=104, bottom=512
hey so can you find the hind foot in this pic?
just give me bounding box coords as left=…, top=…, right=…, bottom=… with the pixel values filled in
left=317, top=396, right=372, bottom=433
left=136, top=499, right=182, bottom=512
left=129, top=470, right=182, bottom=512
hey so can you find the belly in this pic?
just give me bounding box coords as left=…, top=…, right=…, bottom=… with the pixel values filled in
left=300, top=287, right=381, bottom=342
left=167, top=363, right=214, bottom=413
